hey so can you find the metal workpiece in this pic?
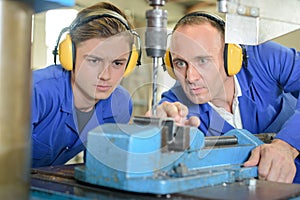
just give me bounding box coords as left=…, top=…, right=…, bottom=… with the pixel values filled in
left=217, top=0, right=300, bottom=45
left=133, top=116, right=175, bottom=135
left=161, top=123, right=190, bottom=152
left=0, top=1, right=33, bottom=199
left=134, top=116, right=191, bottom=151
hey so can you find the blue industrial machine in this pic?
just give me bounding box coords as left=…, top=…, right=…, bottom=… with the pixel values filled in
left=34, top=0, right=74, bottom=13
left=74, top=116, right=263, bottom=194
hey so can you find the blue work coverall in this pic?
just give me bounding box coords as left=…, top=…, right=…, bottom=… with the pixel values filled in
left=31, top=65, right=132, bottom=167
left=160, top=41, right=300, bottom=183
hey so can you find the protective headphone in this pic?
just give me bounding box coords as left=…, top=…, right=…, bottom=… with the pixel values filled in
left=53, top=9, right=142, bottom=77
left=164, top=11, right=247, bottom=79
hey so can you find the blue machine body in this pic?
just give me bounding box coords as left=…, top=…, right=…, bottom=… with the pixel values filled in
left=75, top=122, right=263, bottom=194
left=22, top=0, right=75, bottom=13
left=34, top=0, right=74, bottom=13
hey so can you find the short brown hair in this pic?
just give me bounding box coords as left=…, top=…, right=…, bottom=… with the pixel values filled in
left=70, top=2, right=134, bottom=46
left=173, top=13, right=225, bottom=42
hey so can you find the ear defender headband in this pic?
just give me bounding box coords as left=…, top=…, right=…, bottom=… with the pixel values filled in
left=53, top=9, right=142, bottom=77
left=164, top=11, right=246, bottom=79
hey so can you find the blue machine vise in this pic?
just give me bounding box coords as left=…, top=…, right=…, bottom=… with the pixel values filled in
left=74, top=116, right=264, bottom=194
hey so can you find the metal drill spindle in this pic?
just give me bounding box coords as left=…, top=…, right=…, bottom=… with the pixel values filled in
left=145, top=0, right=168, bottom=115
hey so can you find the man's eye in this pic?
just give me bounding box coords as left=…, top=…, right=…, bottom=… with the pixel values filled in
left=86, top=58, right=99, bottom=64
left=198, top=58, right=208, bottom=65
left=174, top=60, right=187, bottom=68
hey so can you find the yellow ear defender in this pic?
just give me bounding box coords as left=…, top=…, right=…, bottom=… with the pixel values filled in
left=53, top=9, right=142, bottom=77
left=58, top=34, right=74, bottom=71
left=164, top=49, right=176, bottom=79
left=224, top=43, right=244, bottom=76
left=164, top=11, right=246, bottom=79
left=123, top=44, right=139, bottom=77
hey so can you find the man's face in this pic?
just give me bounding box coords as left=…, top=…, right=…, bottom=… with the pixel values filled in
left=72, top=35, right=130, bottom=103
left=170, top=23, right=228, bottom=104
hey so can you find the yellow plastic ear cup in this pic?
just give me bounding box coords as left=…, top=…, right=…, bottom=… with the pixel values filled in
left=59, top=34, right=73, bottom=71
left=226, top=43, right=243, bottom=76
left=164, top=49, right=176, bottom=79
left=123, top=45, right=139, bottom=77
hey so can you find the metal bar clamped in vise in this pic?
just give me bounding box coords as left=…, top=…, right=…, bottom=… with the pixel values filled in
left=133, top=116, right=190, bottom=152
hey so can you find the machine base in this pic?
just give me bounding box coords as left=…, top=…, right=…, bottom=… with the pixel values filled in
left=30, top=164, right=300, bottom=200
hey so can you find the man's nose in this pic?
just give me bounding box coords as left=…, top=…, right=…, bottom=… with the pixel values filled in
left=186, top=64, right=201, bottom=83
left=98, top=65, right=110, bottom=80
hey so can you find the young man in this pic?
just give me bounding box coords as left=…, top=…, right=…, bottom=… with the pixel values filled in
left=157, top=12, right=300, bottom=183
left=31, top=2, right=140, bottom=167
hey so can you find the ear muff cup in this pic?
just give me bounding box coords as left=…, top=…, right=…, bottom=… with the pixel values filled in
left=123, top=44, right=139, bottom=77
left=59, top=34, right=74, bottom=71
left=164, top=43, right=244, bottom=79
left=164, top=49, right=176, bottom=79
left=224, top=43, right=243, bottom=76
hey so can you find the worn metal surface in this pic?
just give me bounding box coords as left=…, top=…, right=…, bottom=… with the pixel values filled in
left=31, top=164, right=300, bottom=200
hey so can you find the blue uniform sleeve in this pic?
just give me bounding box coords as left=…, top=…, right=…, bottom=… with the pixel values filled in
left=160, top=89, right=179, bottom=104
left=250, top=42, right=300, bottom=151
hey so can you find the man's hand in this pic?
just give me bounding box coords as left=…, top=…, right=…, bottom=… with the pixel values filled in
left=146, top=101, right=200, bottom=127
left=243, top=139, right=299, bottom=183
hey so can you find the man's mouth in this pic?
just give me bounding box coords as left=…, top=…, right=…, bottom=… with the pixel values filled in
left=189, top=86, right=205, bottom=95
